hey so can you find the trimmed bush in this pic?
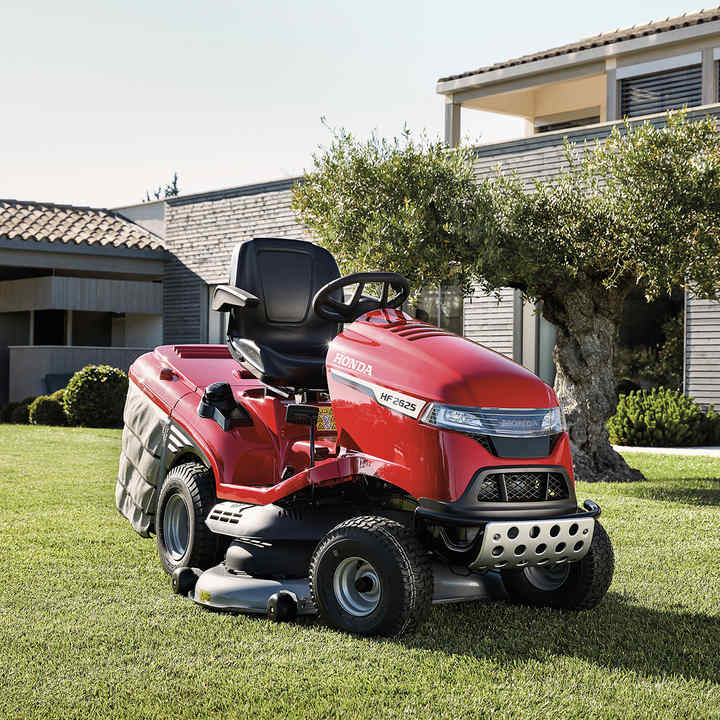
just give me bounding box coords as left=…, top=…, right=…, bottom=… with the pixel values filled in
left=608, top=387, right=720, bottom=447
left=1, top=403, right=16, bottom=423
left=29, top=395, right=67, bottom=426
left=9, top=397, right=36, bottom=425
left=50, top=388, right=65, bottom=403
left=63, top=365, right=128, bottom=428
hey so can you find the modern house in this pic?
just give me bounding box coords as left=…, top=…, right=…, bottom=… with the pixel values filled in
left=0, top=200, right=164, bottom=402
left=2, top=9, right=719, bottom=409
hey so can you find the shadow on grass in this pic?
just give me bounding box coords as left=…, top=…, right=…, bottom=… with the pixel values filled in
left=403, top=591, right=720, bottom=684
left=616, top=478, right=720, bottom=507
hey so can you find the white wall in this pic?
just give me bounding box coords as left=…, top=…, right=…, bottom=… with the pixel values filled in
left=123, top=314, right=163, bottom=347
left=111, top=313, right=162, bottom=347
left=114, top=200, right=166, bottom=240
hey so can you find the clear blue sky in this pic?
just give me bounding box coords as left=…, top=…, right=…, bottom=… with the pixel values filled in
left=1, top=1, right=700, bottom=207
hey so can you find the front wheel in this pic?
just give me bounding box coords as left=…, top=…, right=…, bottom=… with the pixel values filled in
left=156, top=462, right=219, bottom=575
left=501, top=521, right=614, bottom=610
left=310, top=516, right=432, bottom=636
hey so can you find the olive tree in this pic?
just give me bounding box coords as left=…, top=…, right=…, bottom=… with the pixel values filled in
left=292, top=114, right=720, bottom=482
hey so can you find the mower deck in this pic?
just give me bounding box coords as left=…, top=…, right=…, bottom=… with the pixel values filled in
left=188, top=561, right=506, bottom=618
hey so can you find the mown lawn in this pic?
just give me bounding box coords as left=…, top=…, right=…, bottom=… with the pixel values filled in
left=0, top=425, right=718, bottom=720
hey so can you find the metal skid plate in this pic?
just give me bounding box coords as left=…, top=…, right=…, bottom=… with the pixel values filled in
left=470, top=516, right=595, bottom=571
left=191, top=565, right=316, bottom=615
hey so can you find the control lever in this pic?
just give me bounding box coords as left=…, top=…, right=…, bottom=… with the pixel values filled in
left=285, top=404, right=320, bottom=467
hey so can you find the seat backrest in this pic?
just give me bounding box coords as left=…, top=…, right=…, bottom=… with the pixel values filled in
left=226, top=238, right=340, bottom=353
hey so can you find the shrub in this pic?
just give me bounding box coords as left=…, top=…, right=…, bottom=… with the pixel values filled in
left=50, top=388, right=65, bottom=403
left=0, top=403, right=16, bottom=423
left=608, top=387, right=720, bottom=447
left=9, top=397, right=35, bottom=425
left=63, top=365, right=128, bottom=428
left=29, top=395, right=67, bottom=426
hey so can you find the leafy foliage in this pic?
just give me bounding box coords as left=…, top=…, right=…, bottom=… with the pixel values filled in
left=2, top=397, right=36, bottom=425
left=295, top=112, right=720, bottom=313
left=608, top=387, right=720, bottom=447
left=28, top=395, right=67, bottom=426
left=292, top=128, right=480, bottom=298
left=63, top=365, right=128, bottom=428
left=145, top=172, right=180, bottom=202
left=472, top=112, right=720, bottom=311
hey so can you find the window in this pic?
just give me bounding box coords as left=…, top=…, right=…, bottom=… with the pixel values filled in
left=620, top=64, right=702, bottom=118
left=409, top=284, right=463, bottom=334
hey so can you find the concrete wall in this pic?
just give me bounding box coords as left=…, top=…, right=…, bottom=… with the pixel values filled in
left=7, top=346, right=152, bottom=401
left=115, top=200, right=166, bottom=240
left=111, top=313, right=163, bottom=348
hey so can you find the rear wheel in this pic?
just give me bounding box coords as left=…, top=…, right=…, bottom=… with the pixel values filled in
left=156, top=462, right=218, bottom=575
left=501, top=521, right=614, bottom=610
left=310, top=516, right=432, bottom=636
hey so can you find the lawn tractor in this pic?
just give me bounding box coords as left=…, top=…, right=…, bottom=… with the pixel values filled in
left=116, top=237, right=614, bottom=636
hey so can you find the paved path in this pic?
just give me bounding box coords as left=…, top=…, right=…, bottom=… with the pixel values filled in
left=614, top=445, right=720, bottom=457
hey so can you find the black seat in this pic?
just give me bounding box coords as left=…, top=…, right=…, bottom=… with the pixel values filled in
left=212, top=238, right=341, bottom=389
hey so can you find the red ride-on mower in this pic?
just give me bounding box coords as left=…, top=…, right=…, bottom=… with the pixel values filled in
left=116, top=237, right=614, bottom=636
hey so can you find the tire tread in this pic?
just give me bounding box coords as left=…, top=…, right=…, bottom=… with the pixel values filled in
left=309, top=515, right=432, bottom=636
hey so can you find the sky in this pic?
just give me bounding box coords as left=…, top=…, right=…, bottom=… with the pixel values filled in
left=0, top=0, right=703, bottom=208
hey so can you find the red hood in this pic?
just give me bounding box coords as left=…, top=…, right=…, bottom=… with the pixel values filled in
left=328, top=310, right=557, bottom=410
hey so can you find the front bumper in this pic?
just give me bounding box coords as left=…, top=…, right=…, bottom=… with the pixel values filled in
left=415, top=499, right=602, bottom=570
left=415, top=498, right=601, bottom=527
left=469, top=503, right=598, bottom=570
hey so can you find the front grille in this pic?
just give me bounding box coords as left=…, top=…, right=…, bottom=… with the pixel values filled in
left=475, top=471, right=569, bottom=503
left=505, top=472, right=546, bottom=501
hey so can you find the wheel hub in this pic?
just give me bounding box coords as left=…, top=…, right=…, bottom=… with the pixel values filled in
left=333, top=556, right=381, bottom=616
left=523, top=563, right=570, bottom=591
left=164, top=493, right=190, bottom=560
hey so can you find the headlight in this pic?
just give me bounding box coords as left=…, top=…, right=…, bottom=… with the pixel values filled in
left=420, top=404, right=567, bottom=437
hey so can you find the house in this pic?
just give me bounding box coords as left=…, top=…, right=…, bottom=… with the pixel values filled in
left=2, top=9, right=719, bottom=408
left=0, top=200, right=164, bottom=402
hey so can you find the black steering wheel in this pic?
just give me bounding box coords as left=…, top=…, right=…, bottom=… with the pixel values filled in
left=313, top=272, right=411, bottom=322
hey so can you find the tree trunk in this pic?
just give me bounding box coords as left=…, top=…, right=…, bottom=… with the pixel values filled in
left=548, top=287, right=644, bottom=483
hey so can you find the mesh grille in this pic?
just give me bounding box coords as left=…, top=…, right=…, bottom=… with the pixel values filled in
left=546, top=473, right=568, bottom=499
left=475, top=471, right=569, bottom=503
left=504, top=472, right=546, bottom=501
left=476, top=476, right=502, bottom=502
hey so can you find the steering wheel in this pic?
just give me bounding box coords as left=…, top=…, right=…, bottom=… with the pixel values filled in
left=313, top=272, right=411, bottom=322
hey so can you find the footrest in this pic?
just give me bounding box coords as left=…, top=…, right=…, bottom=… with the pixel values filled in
left=470, top=515, right=595, bottom=571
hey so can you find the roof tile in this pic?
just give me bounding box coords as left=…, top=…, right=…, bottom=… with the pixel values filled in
left=0, top=199, right=164, bottom=250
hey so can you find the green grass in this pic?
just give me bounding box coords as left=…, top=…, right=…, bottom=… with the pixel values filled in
left=1, top=426, right=719, bottom=720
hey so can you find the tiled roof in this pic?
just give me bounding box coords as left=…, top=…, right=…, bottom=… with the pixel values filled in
left=0, top=199, right=164, bottom=250
left=438, top=7, right=720, bottom=83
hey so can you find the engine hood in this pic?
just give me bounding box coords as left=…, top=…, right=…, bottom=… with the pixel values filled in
left=328, top=311, right=557, bottom=410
